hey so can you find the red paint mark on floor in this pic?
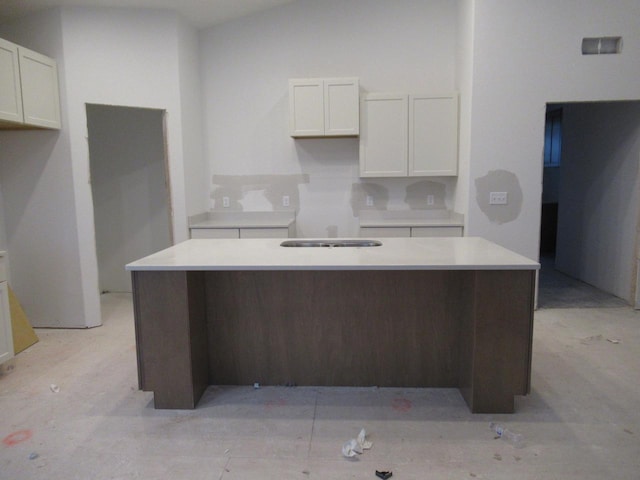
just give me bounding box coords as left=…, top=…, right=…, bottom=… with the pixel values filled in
left=265, top=398, right=287, bottom=410
left=392, top=398, right=412, bottom=412
left=2, top=429, right=33, bottom=446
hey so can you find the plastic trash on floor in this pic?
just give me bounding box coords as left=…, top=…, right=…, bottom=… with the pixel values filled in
left=342, top=428, right=373, bottom=457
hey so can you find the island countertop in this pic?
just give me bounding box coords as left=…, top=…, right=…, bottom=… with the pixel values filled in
left=126, top=237, right=539, bottom=271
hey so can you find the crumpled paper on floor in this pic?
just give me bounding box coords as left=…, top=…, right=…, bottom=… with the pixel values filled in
left=342, top=428, right=373, bottom=458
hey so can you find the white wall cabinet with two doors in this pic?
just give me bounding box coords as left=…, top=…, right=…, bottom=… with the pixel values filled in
left=0, top=37, right=61, bottom=129
left=359, top=93, right=458, bottom=177
left=289, top=77, right=359, bottom=137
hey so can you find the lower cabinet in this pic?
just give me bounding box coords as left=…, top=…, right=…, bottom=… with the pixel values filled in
left=0, top=253, right=14, bottom=364
left=411, top=226, right=464, bottom=237
left=360, top=226, right=463, bottom=238
left=190, top=226, right=294, bottom=239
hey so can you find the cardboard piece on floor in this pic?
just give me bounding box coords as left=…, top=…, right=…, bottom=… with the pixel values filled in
left=9, top=286, right=38, bottom=354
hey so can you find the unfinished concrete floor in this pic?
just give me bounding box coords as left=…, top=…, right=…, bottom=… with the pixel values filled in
left=1, top=292, right=639, bottom=479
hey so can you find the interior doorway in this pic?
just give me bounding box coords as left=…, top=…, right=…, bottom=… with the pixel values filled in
left=86, top=104, right=173, bottom=293
left=538, top=101, right=640, bottom=308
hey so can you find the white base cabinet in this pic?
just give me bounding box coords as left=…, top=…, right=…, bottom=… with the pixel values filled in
left=0, top=37, right=61, bottom=130
left=190, top=226, right=294, bottom=239
left=360, top=93, right=458, bottom=177
left=360, top=226, right=463, bottom=238
left=289, top=78, right=359, bottom=137
left=0, top=253, right=13, bottom=365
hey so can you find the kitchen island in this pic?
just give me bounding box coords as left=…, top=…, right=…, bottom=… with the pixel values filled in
left=126, top=237, right=539, bottom=413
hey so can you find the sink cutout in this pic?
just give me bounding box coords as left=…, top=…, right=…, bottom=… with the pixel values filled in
left=280, top=239, right=382, bottom=248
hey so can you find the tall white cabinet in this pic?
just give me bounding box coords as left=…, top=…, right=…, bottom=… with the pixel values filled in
left=0, top=37, right=61, bottom=130
left=289, top=77, right=359, bottom=137
left=360, top=93, right=458, bottom=177
left=0, top=253, right=13, bottom=365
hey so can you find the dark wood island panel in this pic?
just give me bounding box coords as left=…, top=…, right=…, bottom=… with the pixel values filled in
left=131, top=268, right=535, bottom=413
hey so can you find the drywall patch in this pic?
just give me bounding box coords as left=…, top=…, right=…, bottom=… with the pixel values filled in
left=211, top=175, right=309, bottom=212
left=350, top=183, right=390, bottom=215
left=475, top=170, right=523, bottom=224
left=405, top=180, right=447, bottom=210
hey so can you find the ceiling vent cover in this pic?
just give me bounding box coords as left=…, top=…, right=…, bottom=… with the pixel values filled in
left=582, top=37, right=622, bottom=55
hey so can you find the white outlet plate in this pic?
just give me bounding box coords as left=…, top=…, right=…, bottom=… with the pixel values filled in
left=489, top=192, right=508, bottom=205
left=222, top=196, right=230, bottom=208
left=282, top=195, right=290, bottom=207
left=427, top=195, right=434, bottom=206
left=366, top=195, right=374, bottom=207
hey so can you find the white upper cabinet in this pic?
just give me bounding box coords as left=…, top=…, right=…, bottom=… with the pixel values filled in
left=360, top=92, right=458, bottom=177
left=289, top=77, right=359, bottom=137
left=409, top=94, right=458, bottom=176
left=359, top=93, right=408, bottom=176
left=0, top=38, right=23, bottom=125
left=0, top=37, right=61, bottom=130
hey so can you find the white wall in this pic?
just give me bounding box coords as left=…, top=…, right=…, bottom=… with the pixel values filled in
left=454, top=0, right=475, bottom=218
left=200, top=0, right=460, bottom=237
left=467, top=0, right=640, bottom=261
left=555, top=102, right=640, bottom=302
left=177, top=17, right=207, bottom=218
left=87, top=105, right=171, bottom=293
left=0, top=9, right=89, bottom=327
left=0, top=7, right=206, bottom=327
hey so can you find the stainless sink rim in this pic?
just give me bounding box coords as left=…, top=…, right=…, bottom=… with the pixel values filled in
left=280, top=239, right=383, bottom=248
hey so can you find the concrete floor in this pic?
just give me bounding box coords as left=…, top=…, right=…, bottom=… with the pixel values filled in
left=1, top=292, right=639, bottom=479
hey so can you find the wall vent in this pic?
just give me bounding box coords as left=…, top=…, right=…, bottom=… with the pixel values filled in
left=582, top=37, right=622, bottom=55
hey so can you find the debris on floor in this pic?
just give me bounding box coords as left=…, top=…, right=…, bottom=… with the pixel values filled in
left=607, top=338, right=621, bottom=344
left=490, top=422, right=524, bottom=448
left=375, top=470, right=393, bottom=479
left=580, top=334, right=603, bottom=345
left=28, top=452, right=39, bottom=460
left=50, top=384, right=60, bottom=393
left=342, top=428, right=373, bottom=458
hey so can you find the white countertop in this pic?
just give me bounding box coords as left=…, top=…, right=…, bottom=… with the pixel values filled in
left=359, top=210, right=464, bottom=228
left=126, top=237, right=539, bottom=271
left=189, top=211, right=295, bottom=229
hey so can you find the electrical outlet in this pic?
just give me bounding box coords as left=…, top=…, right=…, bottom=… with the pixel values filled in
left=282, top=195, right=290, bottom=207
left=366, top=195, right=374, bottom=207
left=222, top=196, right=230, bottom=208
left=489, top=192, right=508, bottom=205
left=427, top=195, right=434, bottom=206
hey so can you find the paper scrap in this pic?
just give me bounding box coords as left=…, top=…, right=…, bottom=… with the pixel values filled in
left=342, top=428, right=373, bottom=458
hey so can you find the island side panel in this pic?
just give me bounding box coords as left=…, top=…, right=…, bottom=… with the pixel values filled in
left=459, top=270, right=535, bottom=413
left=205, top=270, right=466, bottom=388
left=131, top=270, right=208, bottom=409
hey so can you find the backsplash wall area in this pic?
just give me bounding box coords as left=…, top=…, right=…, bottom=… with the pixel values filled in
left=200, top=0, right=460, bottom=238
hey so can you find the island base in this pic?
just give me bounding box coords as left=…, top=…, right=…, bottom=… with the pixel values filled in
left=132, top=269, right=534, bottom=413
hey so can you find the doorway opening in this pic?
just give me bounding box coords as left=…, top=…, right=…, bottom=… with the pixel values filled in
left=538, top=101, right=640, bottom=309
left=86, top=104, right=173, bottom=294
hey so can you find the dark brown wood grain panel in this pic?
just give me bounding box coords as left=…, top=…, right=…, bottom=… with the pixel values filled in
left=205, top=270, right=467, bottom=388
left=462, top=270, right=535, bottom=413
left=131, top=270, right=208, bottom=409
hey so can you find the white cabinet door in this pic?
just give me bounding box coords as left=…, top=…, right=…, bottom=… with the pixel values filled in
left=0, top=38, right=23, bottom=124
left=411, top=226, right=463, bottom=237
left=290, top=77, right=359, bottom=137
left=324, top=78, right=359, bottom=136
left=359, top=226, right=411, bottom=237
left=409, top=94, right=458, bottom=176
left=359, top=94, right=408, bottom=177
left=0, top=282, right=14, bottom=365
left=190, top=228, right=240, bottom=239
left=239, top=228, right=290, bottom=238
left=19, top=46, right=61, bottom=129
left=289, top=79, right=324, bottom=137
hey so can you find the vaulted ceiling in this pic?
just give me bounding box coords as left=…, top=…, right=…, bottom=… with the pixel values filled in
left=0, top=0, right=298, bottom=28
